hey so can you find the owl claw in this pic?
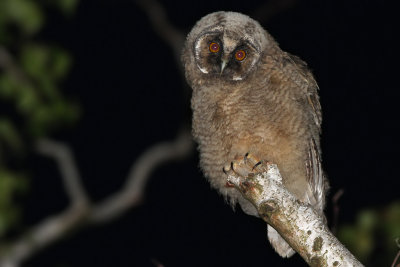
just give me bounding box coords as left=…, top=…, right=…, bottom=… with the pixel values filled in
left=224, top=153, right=269, bottom=179
left=252, top=161, right=262, bottom=171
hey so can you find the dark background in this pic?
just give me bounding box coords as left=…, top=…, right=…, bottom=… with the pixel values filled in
left=23, top=0, right=398, bottom=266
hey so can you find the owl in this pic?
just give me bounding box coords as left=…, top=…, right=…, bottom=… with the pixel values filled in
left=182, top=11, right=328, bottom=258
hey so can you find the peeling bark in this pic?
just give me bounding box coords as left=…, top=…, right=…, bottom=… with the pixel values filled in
left=227, top=163, right=364, bottom=267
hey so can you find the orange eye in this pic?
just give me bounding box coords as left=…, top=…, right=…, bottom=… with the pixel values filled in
left=209, top=42, right=220, bottom=53
left=235, top=50, right=246, bottom=61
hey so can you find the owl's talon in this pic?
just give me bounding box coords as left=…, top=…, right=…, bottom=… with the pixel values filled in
left=224, top=153, right=268, bottom=179
left=244, top=153, right=261, bottom=165
left=223, top=163, right=236, bottom=176
left=223, top=165, right=229, bottom=174
left=252, top=161, right=262, bottom=171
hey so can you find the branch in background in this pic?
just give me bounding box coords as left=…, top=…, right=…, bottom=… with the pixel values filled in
left=0, top=130, right=193, bottom=267
left=392, top=238, right=400, bottom=267
left=251, top=0, right=298, bottom=25
left=88, top=129, right=193, bottom=223
left=331, top=188, right=344, bottom=234
left=150, top=258, right=165, bottom=267
left=0, top=46, right=31, bottom=86
left=226, top=162, right=363, bottom=267
left=135, top=0, right=184, bottom=65
left=36, top=139, right=90, bottom=208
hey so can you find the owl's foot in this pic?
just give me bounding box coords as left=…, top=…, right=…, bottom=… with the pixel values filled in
left=223, top=153, right=269, bottom=180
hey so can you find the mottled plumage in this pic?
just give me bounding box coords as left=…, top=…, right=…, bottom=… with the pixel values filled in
left=182, top=11, right=328, bottom=257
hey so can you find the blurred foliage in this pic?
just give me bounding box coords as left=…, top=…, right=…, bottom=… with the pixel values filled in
left=338, top=200, right=400, bottom=266
left=0, top=169, right=28, bottom=237
left=0, top=0, right=80, bottom=239
left=0, top=0, right=44, bottom=41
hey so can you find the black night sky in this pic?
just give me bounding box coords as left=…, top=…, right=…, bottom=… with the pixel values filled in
left=21, top=0, right=399, bottom=266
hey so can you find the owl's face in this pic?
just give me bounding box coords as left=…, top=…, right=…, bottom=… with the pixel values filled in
left=193, top=28, right=261, bottom=81
left=184, top=12, right=271, bottom=82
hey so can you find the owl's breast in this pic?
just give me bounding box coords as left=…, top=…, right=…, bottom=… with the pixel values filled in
left=192, top=81, right=309, bottom=198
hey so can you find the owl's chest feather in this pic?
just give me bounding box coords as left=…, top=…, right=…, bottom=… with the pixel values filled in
left=192, top=81, right=303, bottom=164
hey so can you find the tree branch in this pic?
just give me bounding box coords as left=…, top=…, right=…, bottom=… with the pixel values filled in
left=36, top=139, right=90, bottom=208
left=88, top=129, right=193, bottom=223
left=0, top=130, right=193, bottom=267
left=227, top=163, right=363, bottom=267
left=392, top=238, right=400, bottom=267
left=331, top=188, right=344, bottom=234
left=135, top=0, right=184, bottom=64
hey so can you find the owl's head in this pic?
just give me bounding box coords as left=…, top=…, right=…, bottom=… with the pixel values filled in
left=183, top=11, right=272, bottom=82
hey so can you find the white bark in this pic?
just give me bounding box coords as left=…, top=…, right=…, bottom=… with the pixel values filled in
left=227, top=163, right=364, bottom=267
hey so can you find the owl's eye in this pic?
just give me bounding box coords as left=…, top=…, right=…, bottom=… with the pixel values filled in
left=235, top=50, right=246, bottom=61
left=209, top=42, right=220, bottom=53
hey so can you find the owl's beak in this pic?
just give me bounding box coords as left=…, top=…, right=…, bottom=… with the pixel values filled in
left=220, top=59, right=228, bottom=75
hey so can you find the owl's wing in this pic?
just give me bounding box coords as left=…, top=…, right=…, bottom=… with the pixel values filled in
left=305, top=138, right=325, bottom=214
left=286, top=53, right=325, bottom=214
left=285, top=54, right=322, bottom=128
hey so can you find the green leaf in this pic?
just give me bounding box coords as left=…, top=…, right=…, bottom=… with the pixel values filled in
left=20, top=44, right=49, bottom=80
left=3, top=0, right=44, bottom=35
left=0, top=118, right=23, bottom=152
left=0, top=169, right=27, bottom=237
left=338, top=225, right=373, bottom=262
left=53, top=0, right=79, bottom=16
left=20, top=45, right=72, bottom=100
left=0, top=75, right=17, bottom=100
left=356, top=209, right=378, bottom=231
left=28, top=100, right=80, bottom=136
left=383, top=201, right=400, bottom=243
left=15, top=84, right=40, bottom=115
left=29, top=105, right=53, bottom=136
left=50, top=48, right=72, bottom=80
left=0, top=13, right=11, bottom=44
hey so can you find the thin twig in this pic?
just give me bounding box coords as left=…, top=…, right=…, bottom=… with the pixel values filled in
left=36, top=138, right=90, bottom=208
left=331, top=188, right=344, bottom=234
left=150, top=258, right=165, bottom=267
left=135, top=0, right=184, bottom=63
left=392, top=238, right=400, bottom=267
left=392, top=250, right=400, bottom=267
left=135, top=0, right=189, bottom=99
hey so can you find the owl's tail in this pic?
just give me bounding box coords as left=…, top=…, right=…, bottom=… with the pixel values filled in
left=267, top=225, right=296, bottom=258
